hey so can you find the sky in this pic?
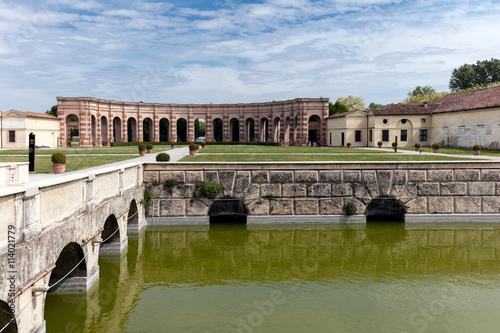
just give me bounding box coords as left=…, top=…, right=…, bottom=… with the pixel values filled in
left=1, top=0, right=500, bottom=112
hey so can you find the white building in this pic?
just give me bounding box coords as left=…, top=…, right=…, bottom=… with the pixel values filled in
left=0, top=110, right=59, bottom=149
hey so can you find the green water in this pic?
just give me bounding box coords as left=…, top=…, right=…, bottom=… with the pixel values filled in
left=45, top=223, right=500, bottom=332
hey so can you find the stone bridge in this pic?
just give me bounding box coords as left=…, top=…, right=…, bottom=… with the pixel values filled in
left=0, top=163, right=145, bottom=333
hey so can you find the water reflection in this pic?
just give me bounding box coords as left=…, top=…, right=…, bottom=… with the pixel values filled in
left=45, top=224, right=500, bottom=333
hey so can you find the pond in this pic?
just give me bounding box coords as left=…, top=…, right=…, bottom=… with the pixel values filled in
left=45, top=223, right=500, bottom=332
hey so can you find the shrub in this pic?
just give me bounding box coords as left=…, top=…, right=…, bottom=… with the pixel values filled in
left=415, top=143, right=421, bottom=148
left=343, top=202, right=357, bottom=215
left=392, top=142, right=397, bottom=147
left=51, top=152, right=66, bottom=164
left=156, top=153, right=170, bottom=162
left=346, top=142, right=352, bottom=146
left=146, top=143, right=153, bottom=150
left=195, top=182, right=223, bottom=199
left=138, top=143, right=146, bottom=151
left=431, top=143, right=440, bottom=150
left=165, top=179, right=177, bottom=186
left=377, top=141, right=383, bottom=146
left=143, top=189, right=152, bottom=206
left=473, top=144, right=481, bottom=150
left=189, top=143, right=199, bottom=151
left=200, top=142, right=206, bottom=146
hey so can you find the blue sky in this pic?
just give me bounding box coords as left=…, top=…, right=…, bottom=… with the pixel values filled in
left=1, top=0, right=499, bottom=112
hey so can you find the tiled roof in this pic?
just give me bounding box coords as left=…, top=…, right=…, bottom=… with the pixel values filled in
left=372, top=103, right=439, bottom=115
left=326, top=110, right=366, bottom=119
left=432, top=86, right=500, bottom=113
left=7, top=109, right=57, bottom=119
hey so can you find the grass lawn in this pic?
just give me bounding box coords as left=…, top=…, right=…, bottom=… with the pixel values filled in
left=398, top=146, right=500, bottom=156
left=0, top=145, right=173, bottom=156
left=198, top=146, right=390, bottom=154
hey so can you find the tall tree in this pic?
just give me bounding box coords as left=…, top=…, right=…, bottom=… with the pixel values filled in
left=408, top=85, right=436, bottom=96
left=449, top=58, right=500, bottom=91
left=368, top=102, right=384, bottom=109
left=336, top=96, right=366, bottom=111
left=46, top=105, right=57, bottom=117
left=329, top=101, right=348, bottom=116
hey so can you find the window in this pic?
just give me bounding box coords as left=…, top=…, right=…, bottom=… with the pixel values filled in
left=401, top=119, right=407, bottom=124
left=420, top=129, right=427, bottom=141
left=383, top=119, right=388, bottom=124
left=369, top=130, right=373, bottom=142
left=329, top=133, right=332, bottom=145
left=421, top=118, right=426, bottom=123
left=355, top=130, right=362, bottom=142
left=8, top=131, right=15, bottom=143
left=382, top=130, right=389, bottom=142
left=401, top=130, right=407, bottom=141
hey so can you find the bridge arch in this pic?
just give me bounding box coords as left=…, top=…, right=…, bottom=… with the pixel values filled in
left=208, top=199, right=248, bottom=224
left=0, top=300, right=17, bottom=333
left=127, top=200, right=139, bottom=226
left=366, top=197, right=406, bottom=222
left=49, top=242, right=87, bottom=292
left=100, top=215, right=121, bottom=254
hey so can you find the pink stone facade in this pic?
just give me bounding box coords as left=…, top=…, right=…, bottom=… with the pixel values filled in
left=57, top=97, right=329, bottom=147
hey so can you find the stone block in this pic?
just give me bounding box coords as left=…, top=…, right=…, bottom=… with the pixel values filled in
left=455, top=197, right=481, bottom=214
left=319, top=171, right=342, bottom=182
left=482, top=197, right=500, bottom=213
left=282, top=184, right=307, bottom=197
left=391, top=184, right=417, bottom=200
left=233, top=171, right=251, bottom=197
left=405, top=197, right=427, bottom=214
left=143, top=171, right=159, bottom=183
left=160, top=171, right=185, bottom=183
left=146, top=183, right=168, bottom=198
left=393, top=170, right=407, bottom=185
left=427, top=170, right=453, bottom=182
left=294, top=199, right=319, bottom=215
left=248, top=199, right=270, bottom=215
left=307, top=183, right=332, bottom=197
left=332, top=183, right=353, bottom=197
left=186, top=171, right=203, bottom=183
left=295, top=171, right=318, bottom=183
left=417, top=183, right=440, bottom=196
left=377, top=170, right=392, bottom=196
left=440, top=182, right=467, bottom=196
left=172, top=184, right=196, bottom=198
left=353, top=183, right=371, bottom=200
left=468, top=182, right=495, bottom=196
left=409, top=170, right=426, bottom=182
left=243, top=184, right=260, bottom=199
left=149, top=200, right=160, bottom=217
left=481, top=170, right=500, bottom=181
left=271, top=171, right=293, bottom=183
left=362, top=170, right=377, bottom=183
left=160, top=199, right=185, bottom=216
left=219, top=171, right=236, bottom=196
left=428, top=197, right=453, bottom=214
left=205, top=171, right=219, bottom=183
left=319, top=198, right=343, bottom=215
left=252, top=171, right=269, bottom=183
left=186, top=199, right=209, bottom=216
left=343, top=198, right=365, bottom=214
left=344, top=170, right=361, bottom=182
left=455, top=170, right=480, bottom=181
left=270, top=199, right=293, bottom=215
left=260, top=184, right=281, bottom=197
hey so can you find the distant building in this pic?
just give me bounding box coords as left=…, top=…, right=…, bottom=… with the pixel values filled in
left=327, top=86, right=500, bottom=149
left=0, top=110, right=59, bottom=149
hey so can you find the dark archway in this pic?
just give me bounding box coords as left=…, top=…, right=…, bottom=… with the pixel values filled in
left=0, top=300, right=17, bottom=333
left=49, top=243, right=87, bottom=291
left=102, top=215, right=120, bottom=244
left=246, top=118, right=255, bottom=142
left=143, top=118, right=153, bottom=142
left=101, top=116, right=108, bottom=146
left=208, top=199, right=248, bottom=224
left=260, top=118, right=269, bottom=142
left=113, top=117, right=121, bottom=143
left=127, top=200, right=138, bottom=226
left=127, top=117, right=137, bottom=142
left=91, top=115, right=96, bottom=147
left=66, top=114, right=79, bottom=147
left=308, top=115, right=321, bottom=146
left=230, top=118, right=239, bottom=142
left=159, top=118, right=169, bottom=142
left=177, top=118, right=187, bottom=142
left=213, top=118, right=223, bottom=142
left=366, top=197, right=406, bottom=222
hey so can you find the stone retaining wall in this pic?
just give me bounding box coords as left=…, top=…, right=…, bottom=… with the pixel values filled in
left=143, top=162, right=500, bottom=220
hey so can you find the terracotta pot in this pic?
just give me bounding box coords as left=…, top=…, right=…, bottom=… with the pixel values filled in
left=147, top=149, right=153, bottom=154
left=377, top=145, right=382, bottom=148
left=52, top=163, right=66, bottom=174
left=433, top=148, right=439, bottom=153
left=195, top=149, right=199, bottom=153
left=189, top=150, right=195, bottom=155
left=347, top=145, right=351, bottom=148
left=473, top=150, right=481, bottom=155
left=415, top=147, right=420, bottom=151
left=201, top=146, right=205, bottom=149
left=139, top=150, right=145, bottom=156
left=171, top=145, right=175, bottom=149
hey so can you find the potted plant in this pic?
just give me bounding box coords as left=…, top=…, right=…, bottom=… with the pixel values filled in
left=189, top=143, right=198, bottom=155
left=346, top=142, right=352, bottom=148
left=201, top=142, right=206, bottom=149
left=377, top=141, right=383, bottom=148
left=432, top=143, right=440, bottom=153
left=146, top=143, right=153, bottom=154
left=473, top=144, right=481, bottom=155
left=414, top=143, right=421, bottom=151
left=138, top=143, right=146, bottom=156
left=51, top=152, right=66, bottom=174
left=170, top=142, right=175, bottom=149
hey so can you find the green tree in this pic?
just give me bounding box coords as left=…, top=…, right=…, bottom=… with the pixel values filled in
left=401, top=90, right=450, bottom=104
left=408, top=85, right=436, bottom=96
left=195, top=119, right=206, bottom=138
left=449, top=58, right=500, bottom=91
left=329, top=101, right=348, bottom=116
left=46, top=105, right=57, bottom=117
left=368, top=102, right=384, bottom=109
left=336, top=96, right=366, bottom=111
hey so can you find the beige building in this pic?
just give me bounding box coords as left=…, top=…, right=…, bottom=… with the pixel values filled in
left=0, top=110, right=59, bottom=149
left=327, top=86, right=500, bottom=149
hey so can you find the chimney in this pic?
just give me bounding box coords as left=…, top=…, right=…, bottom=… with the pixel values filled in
left=423, top=102, right=428, bottom=107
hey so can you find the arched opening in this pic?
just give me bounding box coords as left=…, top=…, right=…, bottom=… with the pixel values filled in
left=366, top=197, right=406, bottom=223
left=308, top=115, right=321, bottom=146
left=101, top=116, right=108, bottom=146
left=127, top=118, right=137, bottom=142
left=177, top=118, right=187, bottom=142
left=143, top=118, right=153, bottom=142
left=66, top=114, right=79, bottom=147
left=0, top=300, right=17, bottom=333
left=159, top=118, right=169, bottom=142
left=127, top=200, right=138, bottom=226
left=91, top=115, right=97, bottom=147
left=208, top=199, right=248, bottom=224
left=49, top=242, right=87, bottom=292
left=195, top=118, right=206, bottom=141
left=230, top=118, right=239, bottom=142
left=396, top=119, right=414, bottom=146
left=246, top=118, right=255, bottom=142
left=260, top=118, right=269, bottom=142
left=102, top=215, right=120, bottom=245
left=113, top=117, right=121, bottom=143
left=273, top=117, right=281, bottom=143
left=213, top=118, right=223, bottom=142
left=284, top=117, right=291, bottom=146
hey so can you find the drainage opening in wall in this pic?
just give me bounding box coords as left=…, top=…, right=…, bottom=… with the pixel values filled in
left=366, top=197, right=406, bottom=223
left=208, top=199, right=248, bottom=224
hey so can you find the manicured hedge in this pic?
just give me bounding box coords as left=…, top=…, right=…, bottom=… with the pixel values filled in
left=111, top=141, right=280, bottom=147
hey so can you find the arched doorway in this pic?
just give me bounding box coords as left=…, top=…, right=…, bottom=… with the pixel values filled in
left=195, top=118, right=206, bottom=141
left=208, top=199, right=248, bottom=224
left=101, top=116, right=108, bottom=146
left=396, top=119, right=413, bottom=147
left=308, top=115, right=321, bottom=146
left=91, top=115, right=96, bottom=147
left=260, top=118, right=269, bottom=142
left=273, top=117, right=281, bottom=142
left=49, top=242, right=87, bottom=292
left=113, top=117, right=121, bottom=143
left=245, top=118, right=255, bottom=142
left=143, top=118, right=153, bottom=142
left=230, top=118, right=239, bottom=142
left=177, top=118, right=187, bottom=142
left=284, top=117, right=291, bottom=146
left=127, top=118, right=137, bottom=142
left=159, top=118, right=169, bottom=142
left=0, top=300, right=17, bottom=333
left=213, top=118, right=223, bottom=142
left=100, top=215, right=120, bottom=254
left=66, top=114, right=79, bottom=147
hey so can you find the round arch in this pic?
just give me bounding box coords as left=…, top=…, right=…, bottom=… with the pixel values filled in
left=230, top=118, right=239, bottom=142
left=245, top=118, right=255, bottom=142
left=113, top=117, right=122, bottom=143
left=159, top=118, right=169, bottom=142
left=101, top=215, right=120, bottom=245
left=177, top=118, right=187, bottom=142
left=0, top=300, right=17, bottom=333
left=49, top=242, right=87, bottom=291
left=127, top=118, right=137, bottom=142
left=195, top=118, right=206, bottom=141
left=143, top=118, right=153, bottom=142
left=308, top=115, right=321, bottom=146
left=260, top=118, right=269, bottom=142
left=213, top=118, right=223, bottom=142
left=396, top=119, right=413, bottom=146
left=127, top=200, right=139, bottom=226
left=91, top=115, right=97, bottom=147
left=66, top=114, right=79, bottom=147
left=101, top=116, right=108, bottom=146
left=208, top=199, right=248, bottom=224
